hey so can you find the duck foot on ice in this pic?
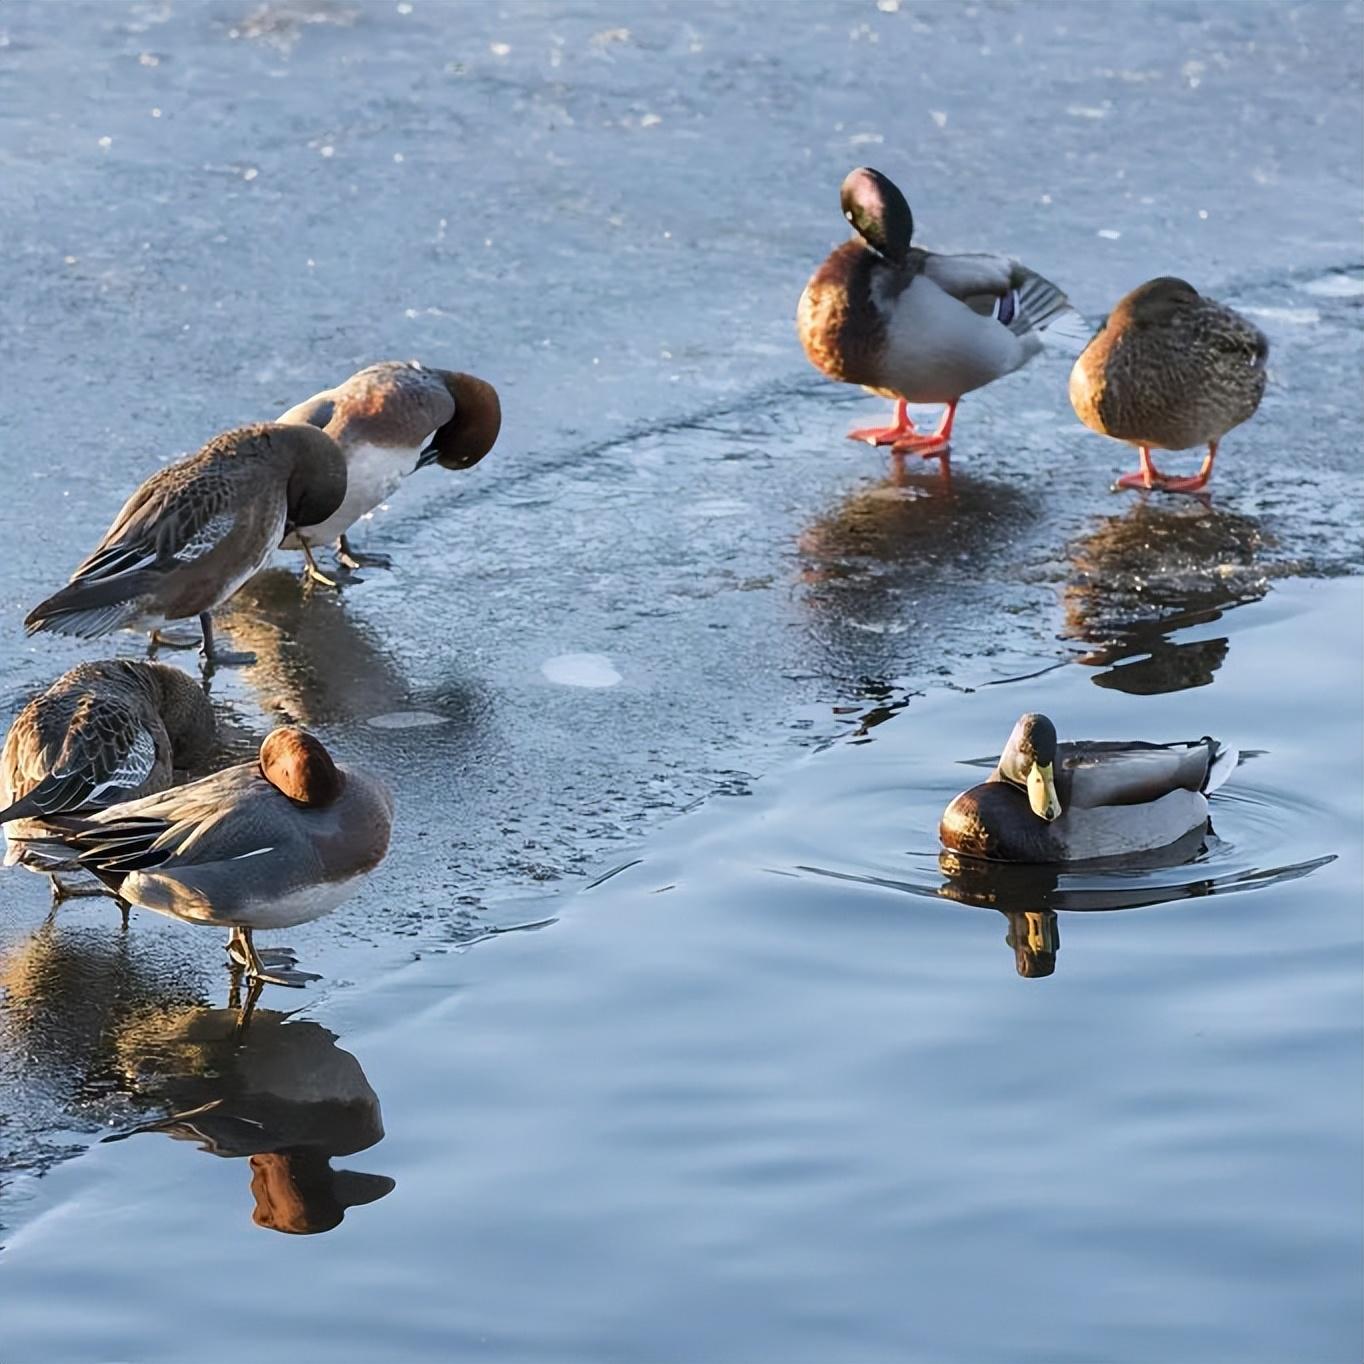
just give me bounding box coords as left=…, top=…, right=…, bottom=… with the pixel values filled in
left=335, top=535, right=392, bottom=571
left=1114, top=443, right=1217, bottom=496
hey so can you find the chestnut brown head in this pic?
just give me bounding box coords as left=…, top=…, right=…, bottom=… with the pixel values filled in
left=259, top=727, right=343, bottom=807
left=416, top=372, right=502, bottom=471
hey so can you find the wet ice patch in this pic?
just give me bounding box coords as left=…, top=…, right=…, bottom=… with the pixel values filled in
left=1302, top=272, right=1364, bottom=298
left=367, top=711, right=452, bottom=729
left=542, top=653, right=622, bottom=688
left=684, top=498, right=749, bottom=519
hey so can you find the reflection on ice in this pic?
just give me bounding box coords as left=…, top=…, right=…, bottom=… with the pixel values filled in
left=1064, top=500, right=1269, bottom=695
left=107, top=1006, right=393, bottom=1236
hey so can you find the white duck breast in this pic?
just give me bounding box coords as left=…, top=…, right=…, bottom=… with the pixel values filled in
left=126, top=865, right=371, bottom=931
left=284, top=439, right=431, bottom=546
left=877, top=275, right=1036, bottom=404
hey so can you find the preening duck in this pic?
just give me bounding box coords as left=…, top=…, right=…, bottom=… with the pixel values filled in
left=277, top=360, right=501, bottom=585
left=798, top=167, right=1088, bottom=463
left=0, top=660, right=215, bottom=904
left=24, top=425, right=346, bottom=671
left=57, top=728, right=392, bottom=985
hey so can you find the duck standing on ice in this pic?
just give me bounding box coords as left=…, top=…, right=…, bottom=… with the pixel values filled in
left=277, top=361, right=501, bottom=586
left=799, top=167, right=1088, bottom=466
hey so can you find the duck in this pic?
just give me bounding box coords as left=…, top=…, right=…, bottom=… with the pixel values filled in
left=55, top=728, right=392, bottom=985
left=0, top=660, right=216, bottom=906
left=1069, top=277, right=1268, bottom=493
left=276, top=360, right=501, bottom=585
left=24, top=425, right=347, bottom=671
left=940, top=712, right=1237, bottom=864
left=798, top=167, right=1088, bottom=463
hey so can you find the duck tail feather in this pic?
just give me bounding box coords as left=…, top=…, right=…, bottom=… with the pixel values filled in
left=1011, top=268, right=1094, bottom=354
left=0, top=792, right=43, bottom=825
left=25, top=573, right=159, bottom=640
left=1202, top=738, right=1239, bottom=795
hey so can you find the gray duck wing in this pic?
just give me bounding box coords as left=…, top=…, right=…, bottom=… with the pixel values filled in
left=921, top=251, right=1086, bottom=346
left=73, top=764, right=268, bottom=871
left=1059, top=739, right=1217, bottom=809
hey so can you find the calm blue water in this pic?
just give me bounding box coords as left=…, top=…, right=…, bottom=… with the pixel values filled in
left=2, top=578, right=1360, bottom=1363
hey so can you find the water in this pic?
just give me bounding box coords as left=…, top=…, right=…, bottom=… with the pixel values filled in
left=2, top=578, right=1359, bottom=1363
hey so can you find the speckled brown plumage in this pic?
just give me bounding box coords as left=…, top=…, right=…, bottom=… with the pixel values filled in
left=1070, top=277, right=1267, bottom=452
left=1, top=660, right=215, bottom=872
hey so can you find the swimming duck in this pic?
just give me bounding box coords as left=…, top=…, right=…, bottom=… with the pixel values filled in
left=58, top=728, right=392, bottom=985
left=940, top=712, right=1237, bottom=863
left=798, top=167, right=1088, bottom=462
left=1069, top=277, right=1268, bottom=493
left=277, top=360, right=501, bottom=585
left=24, top=425, right=347, bottom=671
left=0, top=660, right=216, bottom=904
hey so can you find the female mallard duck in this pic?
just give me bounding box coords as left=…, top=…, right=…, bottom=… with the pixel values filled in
left=940, top=713, right=1237, bottom=864
left=1069, top=277, right=1268, bottom=494
left=798, top=167, right=1087, bottom=460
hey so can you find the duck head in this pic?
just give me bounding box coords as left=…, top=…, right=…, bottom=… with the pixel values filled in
left=260, top=727, right=344, bottom=807
left=141, top=662, right=216, bottom=765
left=249, top=1151, right=395, bottom=1235
left=840, top=167, right=913, bottom=264
left=279, top=426, right=348, bottom=535
left=998, top=712, right=1062, bottom=822
left=1116, top=276, right=1202, bottom=326
left=415, top=372, right=502, bottom=471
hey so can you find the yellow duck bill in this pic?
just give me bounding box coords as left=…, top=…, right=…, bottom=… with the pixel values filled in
left=1028, top=761, right=1063, bottom=822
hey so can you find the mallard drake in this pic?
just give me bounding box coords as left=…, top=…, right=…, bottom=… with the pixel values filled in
left=0, top=660, right=215, bottom=904
left=24, top=425, right=346, bottom=671
left=940, top=712, right=1237, bottom=864
left=277, top=360, right=501, bottom=585
left=798, top=167, right=1087, bottom=461
left=1069, top=277, right=1268, bottom=493
left=56, top=728, right=392, bottom=985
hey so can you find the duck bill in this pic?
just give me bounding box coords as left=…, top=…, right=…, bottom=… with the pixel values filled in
left=1027, top=761, right=1062, bottom=822
left=414, top=443, right=441, bottom=471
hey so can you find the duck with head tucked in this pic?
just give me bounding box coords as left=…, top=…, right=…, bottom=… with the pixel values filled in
left=0, top=660, right=216, bottom=905
left=277, top=360, right=501, bottom=586
left=940, top=712, right=1237, bottom=864
left=24, top=425, right=347, bottom=671
left=57, top=728, right=392, bottom=985
left=1069, top=277, right=1268, bottom=494
left=799, top=167, right=1088, bottom=464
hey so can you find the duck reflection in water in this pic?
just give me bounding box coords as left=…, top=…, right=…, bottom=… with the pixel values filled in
left=1065, top=500, right=1269, bottom=696
left=108, top=1004, right=393, bottom=1235
left=799, top=469, right=1038, bottom=685
left=220, top=569, right=411, bottom=727
left=936, top=830, right=1208, bottom=978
